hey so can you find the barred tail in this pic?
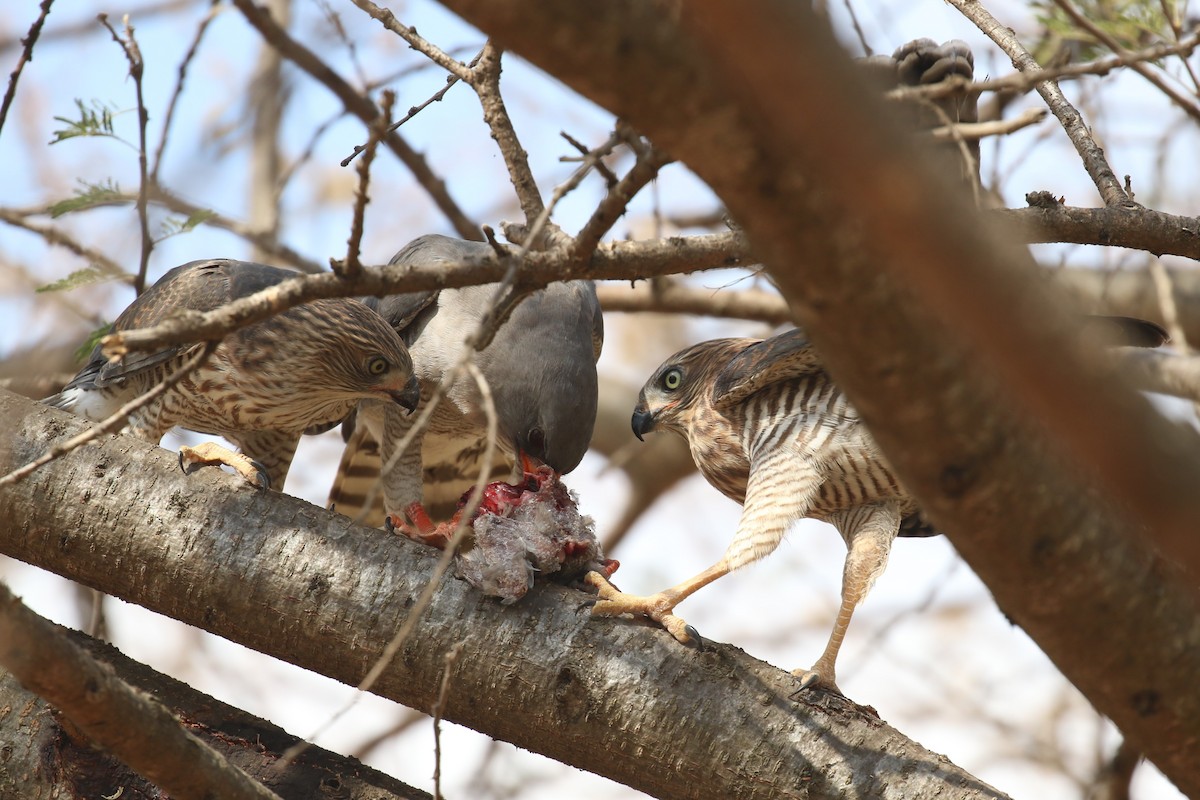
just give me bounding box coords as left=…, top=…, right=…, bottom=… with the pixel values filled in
left=327, top=424, right=388, bottom=528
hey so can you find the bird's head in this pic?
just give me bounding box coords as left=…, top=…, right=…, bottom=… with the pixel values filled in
left=484, top=283, right=601, bottom=476
left=633, top=338, right=745, bottom=441
left=309, top=299, right=420, bottom=413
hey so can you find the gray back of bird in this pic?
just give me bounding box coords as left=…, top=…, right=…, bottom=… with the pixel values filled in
left=328, top=235, right=602, bottom=525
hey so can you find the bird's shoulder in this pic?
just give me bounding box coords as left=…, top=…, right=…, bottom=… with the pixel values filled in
left=711, top=328, right=826, bottom=411
left=94, top=259, right=297, bottom=387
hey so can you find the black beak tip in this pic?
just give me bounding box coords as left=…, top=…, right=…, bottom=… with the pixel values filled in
left=631, top=409, right=654, bottom=442
left=392, top=377, right=421, bottom=414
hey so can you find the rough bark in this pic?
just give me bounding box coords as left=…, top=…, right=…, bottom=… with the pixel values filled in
left=0, top=391, right=1007, bottom=800
left=421, top=0, right=1200, bottom=792
left=0, top=625, right=429, bottom=800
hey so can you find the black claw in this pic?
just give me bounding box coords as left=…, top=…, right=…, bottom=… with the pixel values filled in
left=384, top=516, right=397, bottom=535
left=248, top=460, right=270, bottom=489
left=681, top=624, right=705, bottom=651
left=178, top=451, right=189, bottom=475
left=575, top=596, right=598, bottom=613
left=787, top=672, right=822, bottom=702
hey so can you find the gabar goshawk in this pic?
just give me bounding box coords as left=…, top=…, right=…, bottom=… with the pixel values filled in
left=47, top=259, right=419, bottom=489
left=589, top=317, right=1167, bottom=694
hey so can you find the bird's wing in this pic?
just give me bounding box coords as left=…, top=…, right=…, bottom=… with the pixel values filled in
left=94, top=259, right=299, bottom=386
left=711, top=328, right=825, bottom=411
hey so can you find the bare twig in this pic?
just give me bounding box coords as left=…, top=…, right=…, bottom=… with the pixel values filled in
left=333, top=90, right=394, bottom=278
left=151, top=0, right=222, bottom=182
left=467, top=41, right=545, bottom=224
left=431, top=642, right=464, bottom=800
left=0, top=0, right=54, bottom=136
left=346, top=0, right=471, bottom=79
left=930, top=107, right=1047, bottom=140
left=561, top=130, right=619, bottom=186
left=0, top=341, right=217, bottom=489
left=99, top=14, right=154, bottom=294
left=0, top=208, right=131, bottom=280
left=342, top=51, right=481, bottom=167
left=946, top=0, right=1130, bottom=206
left=596, top=281, right=790, bottom=323
left=230, top=0, right=481, bottom=240
left=571, top=128, right=673, bottom=263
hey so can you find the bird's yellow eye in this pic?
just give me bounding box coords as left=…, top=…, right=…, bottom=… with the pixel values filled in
left=662, top=367, right=682, bottom=391
left=367, top=356, right=390, bottom=375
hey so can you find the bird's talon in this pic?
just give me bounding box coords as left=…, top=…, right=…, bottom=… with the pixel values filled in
left=248, top=460, right=271, bottom=490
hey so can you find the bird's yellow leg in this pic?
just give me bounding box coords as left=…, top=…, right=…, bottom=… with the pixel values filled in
left=585, top=560, right=731, bottom=644
left=178, top=442, right=269, bottom=489
left=794, top=503, right=899, bottom=694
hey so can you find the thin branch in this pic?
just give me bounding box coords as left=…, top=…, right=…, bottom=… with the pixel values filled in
left=1000, top=195, right=1200, bottom=259
left=0, top=341, right=216, bottom=488
left=342, top=51, right=481, bottom=167
left=887, top=29, right=1200, bottom=103
left=571, top=127, right=673, bottom=262
left=230, top=0, right=481, bottom=241
left=0, top=208, right=132, bottom=279
left=346, top=0, right=471, bottom=79
left=151, top=0, right=222, bottom=182
left=596, top=281, right=791, bottom=323
left=0, top=0, right=54, bottom=136
left=333, top=89, right=394, bottom=278
left=431, top=642, right=464, bottom=800
left=99, top=14, right=154, bottom=295
left=930, top=107, right=1047, bottom=140
left=1051, top=0, right=1200, bottom=124
left=467, top=41, right=545, bottom=224
left=0, top=582, right=283, bottom=800
left=946, top=0, right=1130, bottom=206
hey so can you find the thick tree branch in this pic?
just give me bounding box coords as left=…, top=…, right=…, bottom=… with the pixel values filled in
left=99, top=232, right=747, bottom=356
left=0, top=392, right=1008, bottom=800
left=0, top=582, right=281, bottom=800
left=424, top=0, right=1200, bottom=793
left=1000, top=199, right=1200, bottom=260
left=0, top=625, right=430, bottom=799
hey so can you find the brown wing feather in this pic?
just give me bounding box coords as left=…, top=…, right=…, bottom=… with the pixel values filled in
left=712, top=328, right=824, bottom=411
left=95, top=259, right=300, bottom=386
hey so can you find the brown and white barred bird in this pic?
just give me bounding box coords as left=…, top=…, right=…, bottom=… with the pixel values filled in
left=46, top=259, right=419, bottom=489
left=589, top=318, right=1166, bottom=693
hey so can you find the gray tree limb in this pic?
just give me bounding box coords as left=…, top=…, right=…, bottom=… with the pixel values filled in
left=0, top=391, right=1007, bottom=800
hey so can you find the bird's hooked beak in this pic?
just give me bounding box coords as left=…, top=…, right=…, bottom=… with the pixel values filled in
left=388, top=374, right=421, bottom=414
left=631, top=406, right=657, bottom=441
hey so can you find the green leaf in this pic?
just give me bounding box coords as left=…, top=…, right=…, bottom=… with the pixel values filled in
left=49, top=99, right=121, bottom=145
left=158, top=208, right=216, bottom=239
left=36, top=267, right=121, bottom=294
left=48, top=179, right=124, bottom=218
left=73, top=323, right=113, bottom=363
